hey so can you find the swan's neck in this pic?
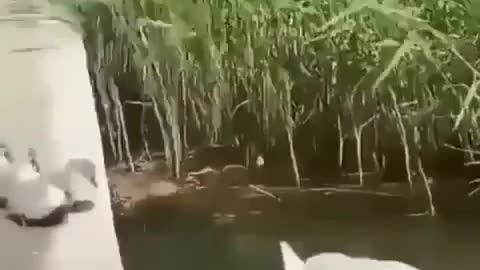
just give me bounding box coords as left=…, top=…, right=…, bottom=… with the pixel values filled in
left=64, top=159, right=87, bottom=176
left=63, top=159, right=97, bottom=188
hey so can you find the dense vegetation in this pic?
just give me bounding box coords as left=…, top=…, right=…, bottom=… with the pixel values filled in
left=59, top=0, right=480, bottom=212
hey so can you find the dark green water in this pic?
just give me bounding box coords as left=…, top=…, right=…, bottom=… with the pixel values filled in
left=116, top=212, right=480, bottom=270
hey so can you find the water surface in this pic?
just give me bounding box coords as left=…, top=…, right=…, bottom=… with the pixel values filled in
left=117, top=212, right=480, bottom=270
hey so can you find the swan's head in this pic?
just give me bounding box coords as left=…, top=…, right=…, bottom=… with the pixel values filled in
left=65, top=158, right=97, bottom=188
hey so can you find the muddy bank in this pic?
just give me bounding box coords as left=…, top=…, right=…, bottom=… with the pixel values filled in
left=109, top=163, right=480, bottom=270
left=108, top=174, right=444, bottom=227
left=108, top=158, right=480, bottom=229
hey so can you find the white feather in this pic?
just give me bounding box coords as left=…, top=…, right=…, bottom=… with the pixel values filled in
left=280, top=241, right=420, bottom=270
left=7, top=163, right=67, bottom=219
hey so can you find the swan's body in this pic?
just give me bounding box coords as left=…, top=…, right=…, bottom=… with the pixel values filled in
left=2, top=148, right=97, bottom=227
left=279, top=241, right=420, bottom=270
left=6, top=162, right=69, bottom=225
left=10, top=163, right=61, bottom=216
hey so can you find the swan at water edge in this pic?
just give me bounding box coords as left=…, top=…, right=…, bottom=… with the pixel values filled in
left=4, top=150, right=98, bottom=227
left=279, top=241, right=420, bottom=270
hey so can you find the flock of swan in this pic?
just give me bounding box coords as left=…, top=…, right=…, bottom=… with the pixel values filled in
left=0, top=144, right=97, bottom=227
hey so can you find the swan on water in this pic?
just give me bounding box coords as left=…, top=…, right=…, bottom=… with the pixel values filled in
left=279, top=241, right=420, bottom=270
left=2, top=148, right=98, bottom=227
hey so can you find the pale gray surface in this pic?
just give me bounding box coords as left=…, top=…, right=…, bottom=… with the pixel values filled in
left=0, top=1, right=124, bottom=269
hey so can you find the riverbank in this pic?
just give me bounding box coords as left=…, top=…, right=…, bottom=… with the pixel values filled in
left=108, top=162, right=480, bottom=225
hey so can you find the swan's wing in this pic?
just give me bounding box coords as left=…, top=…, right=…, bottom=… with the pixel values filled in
left=279, top=241, right=305, bottom=270
left=8, top=179, right=66, bottom=219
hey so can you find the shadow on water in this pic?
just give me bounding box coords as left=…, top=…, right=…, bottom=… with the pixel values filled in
left=115, top=209, right=283, bottom=270
left=115, top=203, right=480, bottom=270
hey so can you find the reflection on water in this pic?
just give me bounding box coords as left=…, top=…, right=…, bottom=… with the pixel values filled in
left=117, top=214, right=480, bottom=270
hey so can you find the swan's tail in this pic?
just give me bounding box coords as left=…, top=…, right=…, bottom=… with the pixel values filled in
left=279, top=241, right=305, bottom=270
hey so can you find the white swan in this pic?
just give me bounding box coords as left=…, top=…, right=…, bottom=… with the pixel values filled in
left=279, top=241, right=420, bottom=270
left=6, top=162, right=67, bottom=226
left=27, top=148, right=97, bottom=198
left=3, top=149, right=98, bottom=227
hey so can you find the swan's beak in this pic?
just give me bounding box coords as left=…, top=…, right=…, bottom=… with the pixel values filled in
left=279, top=241, right=305, bottom=270
left=89, top=176, right=98, bottom=188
